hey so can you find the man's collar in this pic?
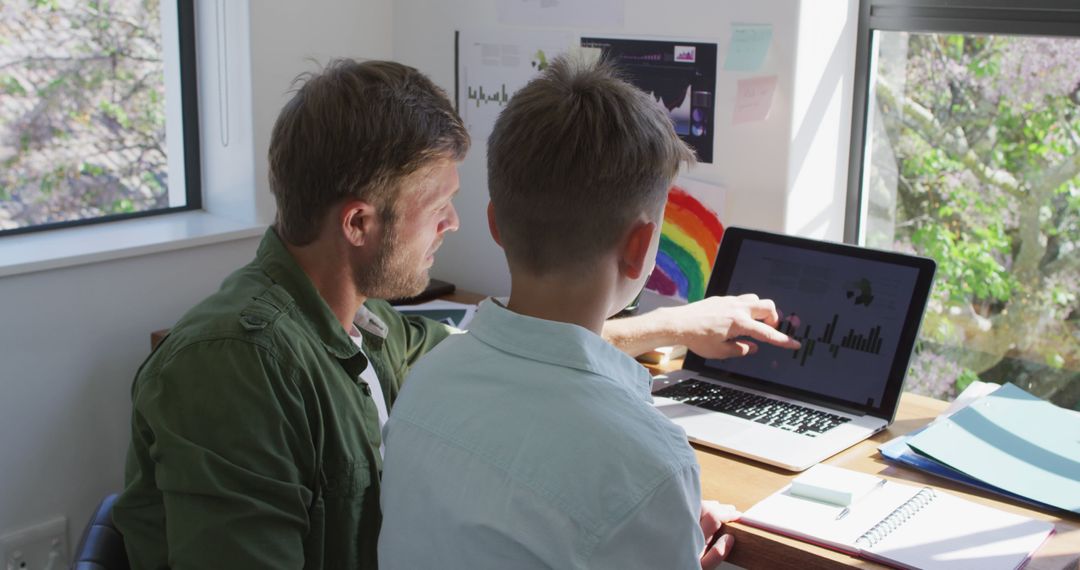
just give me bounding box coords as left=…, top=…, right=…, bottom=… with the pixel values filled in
left=255, top=227, right=359, bottom=361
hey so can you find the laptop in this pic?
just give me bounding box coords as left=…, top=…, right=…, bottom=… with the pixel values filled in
left=651, top=226, right=936, bottom=471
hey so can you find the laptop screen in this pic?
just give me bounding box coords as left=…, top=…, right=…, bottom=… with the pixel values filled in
left=684, top=227, right=936, bottom=419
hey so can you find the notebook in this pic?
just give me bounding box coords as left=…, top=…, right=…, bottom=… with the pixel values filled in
left=651, top=226, right=936, bottom=471
left=740, top=465, right=1055, bottom=570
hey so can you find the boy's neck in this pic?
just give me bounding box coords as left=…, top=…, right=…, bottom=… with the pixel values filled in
left=505, top=271, right=616, bottom=335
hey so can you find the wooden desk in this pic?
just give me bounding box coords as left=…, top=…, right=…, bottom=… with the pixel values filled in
left=650, top=364, right=1080, bottom=569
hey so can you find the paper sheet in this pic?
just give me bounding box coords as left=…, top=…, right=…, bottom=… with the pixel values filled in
left=394, top=299, right=477, bottom=329
left=645, top=177, right=726, bottom=303
left=723, top=24, right=773, bottom=71
left=457, top=29, right=576, bottom=143
left=732, top=75, right=778, bottom=125
left=580, top=36, right=718, bottom=163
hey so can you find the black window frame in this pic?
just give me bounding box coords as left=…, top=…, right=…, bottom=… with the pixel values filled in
left=844, top=0, right=1080, bottom=243
left=0, top=0, right=202, bottom=238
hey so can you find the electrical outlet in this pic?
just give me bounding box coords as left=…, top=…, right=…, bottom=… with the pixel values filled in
left=0, top=517, right=67, bottom=570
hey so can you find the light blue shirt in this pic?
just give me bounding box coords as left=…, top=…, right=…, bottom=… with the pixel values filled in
left=379, top=300, right=705, bottom=569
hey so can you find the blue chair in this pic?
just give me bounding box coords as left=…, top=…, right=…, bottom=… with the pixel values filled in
left=71, top=494, right=128, bottom=570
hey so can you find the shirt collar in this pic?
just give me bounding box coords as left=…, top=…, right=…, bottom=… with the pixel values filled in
left=468, top=299, right=653, bottom=401
left=255, top=227, right=359, bottom=360
left=354, top=304, right=389, bottom=338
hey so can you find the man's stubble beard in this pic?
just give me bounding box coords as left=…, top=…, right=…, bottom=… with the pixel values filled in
left=352, top=216, right=430, bottom=300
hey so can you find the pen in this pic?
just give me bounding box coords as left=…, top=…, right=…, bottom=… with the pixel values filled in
left=835, top=478, right=887, bottom=520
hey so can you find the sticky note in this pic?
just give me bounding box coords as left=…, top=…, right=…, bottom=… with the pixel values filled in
left=732, top=75, right=778, bottom=125
left=724, top=24, right=773, bottom=71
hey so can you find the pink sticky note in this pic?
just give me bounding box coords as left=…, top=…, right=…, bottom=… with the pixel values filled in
left=732, top=75, right=778, bottom=125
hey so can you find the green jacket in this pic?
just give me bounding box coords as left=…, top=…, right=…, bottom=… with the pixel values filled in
left=114, top=228, right=452, bottom=569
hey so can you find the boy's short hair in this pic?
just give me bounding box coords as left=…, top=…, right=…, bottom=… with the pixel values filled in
left=269, top=59, right=469, bottom=246
left=487, top=54, right=695, bottom=274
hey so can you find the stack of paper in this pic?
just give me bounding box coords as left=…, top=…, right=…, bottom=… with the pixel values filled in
left=879, top=381, right=1080, bottom=515
left=393, top=299, right=477, bottom=329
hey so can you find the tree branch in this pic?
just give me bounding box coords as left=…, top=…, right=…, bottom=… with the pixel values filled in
left=876, top=79, right=1023, bottom=198
left=1034, top=149, right=1080, bottom=194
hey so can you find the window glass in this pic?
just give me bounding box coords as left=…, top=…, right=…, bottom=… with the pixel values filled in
left=860, top=30, right=1080, bottom=409
left=0, top=0, right=191, bottom=234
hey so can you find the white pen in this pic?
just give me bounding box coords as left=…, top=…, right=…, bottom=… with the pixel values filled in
left=835, top=478, right=887, bottom=520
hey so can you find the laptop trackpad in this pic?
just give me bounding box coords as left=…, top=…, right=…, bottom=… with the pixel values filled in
left=654, top=400, right=758, bottom=437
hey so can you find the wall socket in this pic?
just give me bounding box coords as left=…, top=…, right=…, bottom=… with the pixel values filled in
left=0, top=517, right=67, bottom=570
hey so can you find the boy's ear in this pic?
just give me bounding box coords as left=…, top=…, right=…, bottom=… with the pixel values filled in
left=340, top=199, right=377, bottom=246
left=619, top=219, right=658, bottom=280
left=487, top=201, right=503, bottom=247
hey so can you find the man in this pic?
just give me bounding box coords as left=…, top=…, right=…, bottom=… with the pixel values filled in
left=114, top=58, right=796, bottom=569
left=378, top=55, right=801, bottom=569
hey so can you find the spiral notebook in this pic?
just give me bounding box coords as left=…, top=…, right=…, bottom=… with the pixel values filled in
left=741, top=467, right=1054, bottom=570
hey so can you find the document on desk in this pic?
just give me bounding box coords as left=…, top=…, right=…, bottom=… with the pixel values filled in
left=393, top=300, right=477, bottom=329
left=878, top=382, right=1065, bottom=513
left=906, top=382, right=1080, bottom=515
left=741, top=468, right=1054, bottom=570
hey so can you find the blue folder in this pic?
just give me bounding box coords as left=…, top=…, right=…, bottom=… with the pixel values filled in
left=879, top=382, right=1079, bottom=516
left=878, top=429, right=1062, bottom=513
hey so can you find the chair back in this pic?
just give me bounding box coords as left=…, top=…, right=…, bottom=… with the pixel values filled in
left=71, top=494, right=128, bottom=570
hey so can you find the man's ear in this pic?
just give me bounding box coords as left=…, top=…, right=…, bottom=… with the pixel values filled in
left=340, top=199, right=378, bottom=246
left=618, top=219, right=657, bottom=280
left=487, top=201, right=503, bottom=247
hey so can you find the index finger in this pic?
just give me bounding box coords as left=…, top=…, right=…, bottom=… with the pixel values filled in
left=735, top=319, right=801, bottom=350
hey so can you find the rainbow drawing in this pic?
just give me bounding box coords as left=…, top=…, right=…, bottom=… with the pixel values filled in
left=646, top=181, right=726, bottom=302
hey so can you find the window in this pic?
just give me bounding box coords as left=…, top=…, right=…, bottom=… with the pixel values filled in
left=0, top=0, right=199, bottom=236
left=848, top=1, right=1080, bottom=409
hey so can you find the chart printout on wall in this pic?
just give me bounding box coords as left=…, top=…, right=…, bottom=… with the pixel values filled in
left=646, top=177, right=727, bottom=303
left=580, top=37, right=718, bottom=163
left=456, top=29, right=576, bottom=142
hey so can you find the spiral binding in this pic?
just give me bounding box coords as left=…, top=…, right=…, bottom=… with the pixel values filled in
left=854, top=487, right=937, bottom=550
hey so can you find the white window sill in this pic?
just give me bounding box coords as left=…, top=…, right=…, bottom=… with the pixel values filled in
left=0, top=211, right=266, bottom=278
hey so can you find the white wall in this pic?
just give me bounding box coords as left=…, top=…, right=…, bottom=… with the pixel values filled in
left=786, top=0, right=859, bottom=239
left=0, top=0, right=860, bottom=553
left=0, top=240, right=259, bottom=539
left=249, top=0, right=395, bottom=223
left=394, top=0, right=858, bottom=297
left=0, top=0, right=393, bottom=550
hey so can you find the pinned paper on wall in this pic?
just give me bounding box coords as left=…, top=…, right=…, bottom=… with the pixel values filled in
left=497, top=0, right=624, bottom=28
left=457, top=29, right=575, bottom=142
left=581, top=36, right=718, bottom=163
left=723, top=24, right=773, bottom=71
left=732, top=75, right=778, bottom=125
left=646, top=178, right=727, bottom=303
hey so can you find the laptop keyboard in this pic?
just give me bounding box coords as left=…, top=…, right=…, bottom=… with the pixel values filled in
left=654, top=379, right=851, bottom=437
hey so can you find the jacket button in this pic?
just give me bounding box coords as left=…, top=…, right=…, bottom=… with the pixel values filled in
left=239, top=314, right=267, bottom=330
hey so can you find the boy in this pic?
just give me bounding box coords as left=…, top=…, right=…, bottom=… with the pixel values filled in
left=378, top=55, right=781, bottom=568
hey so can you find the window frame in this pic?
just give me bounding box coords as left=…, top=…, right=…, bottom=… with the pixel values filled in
left=0, top=0, right=202, bottom=238
left=844, top=0, right=1080, bottom=243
